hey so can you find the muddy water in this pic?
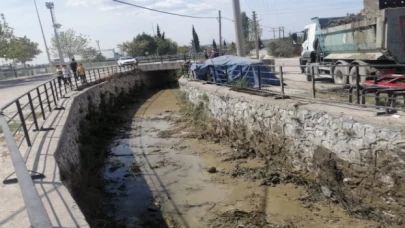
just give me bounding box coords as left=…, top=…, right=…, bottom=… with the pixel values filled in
left=104, top=89, right=378, bottom=228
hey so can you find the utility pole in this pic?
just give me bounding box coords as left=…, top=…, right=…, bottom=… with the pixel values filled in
left=46, top=2, right=64, bottom=64
left=232, top=0, right=245, bottom=56
left=272, top=28, right=276, bottom=39
left=218, top=10, right=222, bottom=54
left=34, top=0, right=52, bottom=66
left=253, top=11, right=259, bottom=59
left=96, top=40, right=101, bottom=54
left=282, top=26, right=285, bottom=38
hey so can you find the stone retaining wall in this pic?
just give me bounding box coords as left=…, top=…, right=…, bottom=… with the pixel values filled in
left=179, top=78, right=405, bottom=186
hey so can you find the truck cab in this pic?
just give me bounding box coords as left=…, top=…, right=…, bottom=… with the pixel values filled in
left=299, top=23, right=317, bottom=73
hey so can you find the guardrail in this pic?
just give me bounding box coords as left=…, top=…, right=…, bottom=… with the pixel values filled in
left=187, top=63, right=405, bottom=115
left=0, top=64, right=136, bottom=227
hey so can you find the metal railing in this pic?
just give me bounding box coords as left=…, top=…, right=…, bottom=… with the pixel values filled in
left=187, top=63, right=405, bottom=115
left=0, top=64, right=136, bottom=227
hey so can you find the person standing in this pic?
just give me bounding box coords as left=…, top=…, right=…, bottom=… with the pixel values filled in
left=70, top=58, right=78, bottom=80
left=55, top=65, right=63, bottom=87
left=77, top=63, right=87, bottom=83
left=62, top=65, right=72, bottom=85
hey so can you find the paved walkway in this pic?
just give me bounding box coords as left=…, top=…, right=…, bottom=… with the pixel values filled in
left=0, top=87, right=89, bottom=227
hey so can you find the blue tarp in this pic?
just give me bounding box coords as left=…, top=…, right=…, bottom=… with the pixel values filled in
left=191, top=55, right=280, bottom=88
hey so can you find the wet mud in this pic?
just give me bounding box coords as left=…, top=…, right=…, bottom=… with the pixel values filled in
left=101, top=89, right=394, bottom=228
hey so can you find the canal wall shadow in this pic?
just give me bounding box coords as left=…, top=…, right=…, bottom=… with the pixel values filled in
left=54, top=69, right=180, bottom=227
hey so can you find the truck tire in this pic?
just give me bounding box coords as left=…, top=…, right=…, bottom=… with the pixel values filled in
left=306, top=63, right=312, bottom=81
left=333, top=63, right=349, bottom=85
left=300, top=59, right=307, bottom=73
left=349, top=65, right=368, bottom=86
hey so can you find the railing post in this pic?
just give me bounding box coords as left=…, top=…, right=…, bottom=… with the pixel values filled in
left=16, top=100, right=31, bottom=147
left=280, top=66, right=285, bottom=95
left=44, top=84, right=52, bottom=112
left=103, top=68, right=106, bottom=79
left=27, top=93, right=40, bottom=131
left=356, top=65, right=361, bottom=105
left=98, top=69, right=101, bottom=80
left=311, top=65, right=316, bottom=98
left=258, top=66, right=262, bottom=90
left=36, top=88, right=46, bottom=120
left=52, top=80, right=59, bottom=101
left=50, top=81, right=58, bottom=106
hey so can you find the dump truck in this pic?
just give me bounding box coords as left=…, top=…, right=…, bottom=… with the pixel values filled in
left=293, top=0, right=405, bottom=85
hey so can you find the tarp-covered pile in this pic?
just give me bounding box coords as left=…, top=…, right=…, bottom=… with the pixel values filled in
left=191, top=55, right=281, bottom=88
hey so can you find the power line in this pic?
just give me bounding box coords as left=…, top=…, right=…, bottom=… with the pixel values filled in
left=112, top=0, right=217, bottom=19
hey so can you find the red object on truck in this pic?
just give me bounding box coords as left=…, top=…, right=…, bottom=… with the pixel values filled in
left=363, top=74, right=405, bottom=89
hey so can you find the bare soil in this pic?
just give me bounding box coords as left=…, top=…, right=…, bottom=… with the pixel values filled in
left=103, top=89, right=402, bottom=228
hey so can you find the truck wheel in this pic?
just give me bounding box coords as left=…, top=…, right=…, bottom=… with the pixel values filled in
left=300, top=59, right=307, bottom=73
left=333, top=64, right=349, bottom=85
left=305, top=63, right=312, bottom=81
left=349, top=66, right=367, bottom=86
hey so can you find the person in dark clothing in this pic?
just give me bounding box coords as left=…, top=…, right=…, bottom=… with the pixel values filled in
left=70, top=58, right=78, bottom=80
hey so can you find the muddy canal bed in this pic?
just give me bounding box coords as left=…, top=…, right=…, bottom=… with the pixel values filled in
left=102, top=89, right=379, bottom=228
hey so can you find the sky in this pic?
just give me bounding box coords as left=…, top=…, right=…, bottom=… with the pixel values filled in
left=0, top=0, right=363, bottom=64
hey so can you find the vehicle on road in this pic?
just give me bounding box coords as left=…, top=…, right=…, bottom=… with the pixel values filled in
left=293, top=1, right=405, bottom=85
left=117, top=56, right=137, bottom=66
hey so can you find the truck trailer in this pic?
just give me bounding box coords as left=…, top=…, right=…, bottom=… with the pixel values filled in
left=294, top=0, right=405, bottom=85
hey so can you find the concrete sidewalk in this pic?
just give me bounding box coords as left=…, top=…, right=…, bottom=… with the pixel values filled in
left=0, top=86, right=89, bottom=228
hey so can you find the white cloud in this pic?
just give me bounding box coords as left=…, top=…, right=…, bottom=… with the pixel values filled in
left=151, top=0, right=183, bottom=9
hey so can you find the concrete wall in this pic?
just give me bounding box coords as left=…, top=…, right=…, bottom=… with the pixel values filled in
left=179, top=78, right=405, bottom=186
left=55, top=72, right=141, bottom=187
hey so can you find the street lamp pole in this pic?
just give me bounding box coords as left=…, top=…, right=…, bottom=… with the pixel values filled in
left=33, top=0, right=52, bottom=66
left=46, top=2, right=64, bottom=65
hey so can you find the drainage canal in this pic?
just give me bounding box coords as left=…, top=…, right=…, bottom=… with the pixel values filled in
left=72, top=84, right=392, bottom=228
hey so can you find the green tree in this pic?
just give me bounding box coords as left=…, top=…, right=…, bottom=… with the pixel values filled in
left=267, top=37, right=296, bottom=57
left=7, top=36, right=41, bottom=75
left=80, top=47, right=99, bottom=60
left=230, top=42, right=236, bottom=54
left=51, top=28, right=90, bottom=59
left=178, top=45, right=189, bottom=54
left=212, top=39, right=217, bottom=50
left=118, top=33, right=157, bottom=57
left=156, top=38, right=178, bottom=55
left=156, top=25, right=162, bottom=38
left=0, top=13, right=14, bottom=57
left=192, top=25, right=201, bottom=53
left=241, top=12, right=250, bottom=41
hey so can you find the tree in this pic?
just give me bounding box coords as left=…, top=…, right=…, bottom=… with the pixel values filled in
left=6, top=36, right=41, bottom=75
left=223, top=40, right=227, bottom=47
left=249, top=19, right=263, bottom=43
left=156, top=25, right=162, bottom=39
left=0, top=13, right=14, bottom=57
left=192, top=25, right=201, bottom=53
left=230, top=42, right=236, bottom=54
left=212, top=39, right=217, bottom=50
left=178, top=45, right=189, bottom=54
left=156, top=38, right=178, bottom=55
left=51, top=28, right=90, bottom=59
left=267, top=37, right=296, bottom=57
left=118, top=33, right=158, bottom=57
left=241, top=12, right=250, bottom=41
left=80, top=47, right=98, bottom=60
